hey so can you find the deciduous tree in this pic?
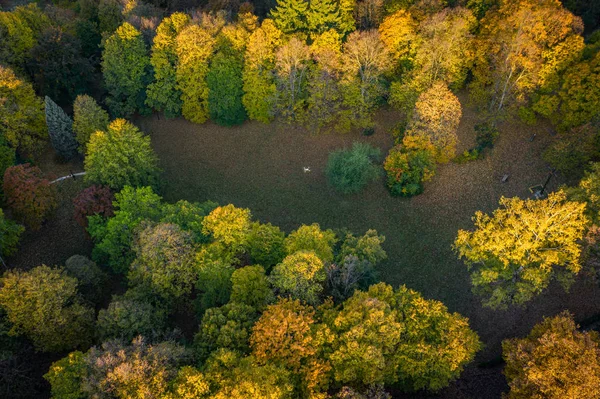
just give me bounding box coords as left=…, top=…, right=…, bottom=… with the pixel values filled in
left=270, top=250, right=326, bottom=305
left=246, top=222, right=286, bottom=270
left=284, top=223, right=337, bottom=262
left=270, top=0, right=308, bottom=33
left=454, top=191, right=589, bottom=309
left=72, top=94, right=110, bottom=154
left=3, top=164, right=56, bottom=230
left=0, top=208, right=23, bottom=258
left=230, top=265, right=274, bottom=309
left=274, top=37, right=311, bottom=121
left=84, top=118, right=160, bottom=190
left=503, top=312, right=600, bottom=399
left=73, top=185, right=114, bottom=229
left=206, top=51, right=247, bottom=126
left=146, top=12, right=190, bottom=118
left=0, top=265, right=94, bottom=352
left=102, top=22, right=151, bottom=117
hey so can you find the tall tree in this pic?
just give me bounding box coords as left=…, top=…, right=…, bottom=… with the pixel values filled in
left=338, top=30, right=391, bottom=131
left=270, top=0, right=308, bottom=33
left=45, top=97, right=78, bottom=159
left=274, top=37, right=311, bottom=121
left=503, top=312, right=600, bottom=399
left=176, top=24, right=216, bottom=124
left=242, top=19, right=283, bottom=123
left=306, top=0, right=341, bottom=36
left=146, top=12, right=190, bottom=118
left=0, top=209, right=24, bottom=258
left=102, top=22, right=151, bottom=117
left=470, top=0, right=584, bottom=118
left=0, top=65, right=47, bottom=158
left=84, top=118, right=160, bottom=190
left=206, top=51, right=247, bottom=126
left=454, top=191, right=589, bottom=309
left=403, top=82, right=462, bottom=163
left=270, top=251, right=326, bottom=305
left=72, top=94, right=110, bottom=154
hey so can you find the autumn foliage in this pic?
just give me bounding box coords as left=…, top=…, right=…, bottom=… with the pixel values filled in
left=73, top=185, right=115, bottom=229
left=3, top=163, right=56, bottom=230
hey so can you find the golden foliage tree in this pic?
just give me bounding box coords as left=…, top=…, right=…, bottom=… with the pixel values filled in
left=454, top=191, right=589, bottom=309
left=404, top=82, right=462, bottom=162
left=470, top=0, right=584, bottom=117
left=274, top=37, right=311, bottom=121
left=503, top=312, right=600, bottom=399
left=175, top=24, right=215, bottom=124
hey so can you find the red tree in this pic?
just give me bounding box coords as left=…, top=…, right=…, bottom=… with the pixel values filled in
left=73, top=185, right=114, bottom=229
left=3, top=164, right=57, bottom=230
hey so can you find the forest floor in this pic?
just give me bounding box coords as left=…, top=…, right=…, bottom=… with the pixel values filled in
left=10, top=99, right=600, bottom=398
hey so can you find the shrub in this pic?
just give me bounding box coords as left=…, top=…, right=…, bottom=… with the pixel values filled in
left=474, top=122, right=499, bottom=151
left=3, top=164, right=57, bottom=230
left=0, top=209, right=24, bottom=258
left=73, top=185, right=114, bottom=229
left=326, top=142, right=381, bottom=194
left=383, top=144, right=436, bottom=197
left=65, top=255, right=106, bottom=303
left=0, top=265, right=94, bottom=352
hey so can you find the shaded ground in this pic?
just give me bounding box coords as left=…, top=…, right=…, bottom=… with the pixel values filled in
left=10, top=99, right=600, bottom=398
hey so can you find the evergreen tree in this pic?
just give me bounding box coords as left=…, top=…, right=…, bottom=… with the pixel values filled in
left=270, top=0, right=309, bottom=34
left=306, top=0, right=341, bottom=36
left=102, top=22, right=151, bottom=118
left=45, top=97, right=78, bottom=159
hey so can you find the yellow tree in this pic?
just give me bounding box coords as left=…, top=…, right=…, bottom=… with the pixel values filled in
left=378, top=9, right=418, bottom=68
left=470, top=0, right=584, bottom=117
left=250, top=298, right=332, bottom=397
left=176, top=24, right=216, bottom=124
left=454, top=191, right=589, bottom=309
left=503, top=312, right=600, bottom=399
left=242, top=19, right=283, bottom=123
left=404, top=82, right=462, bottom=163
left=274, top=37, right=311, bottom=122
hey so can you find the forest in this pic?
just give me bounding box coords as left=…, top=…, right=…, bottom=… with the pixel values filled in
left=0, top=0, right=600, bottom=398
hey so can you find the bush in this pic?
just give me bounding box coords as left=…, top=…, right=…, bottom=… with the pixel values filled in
left=326, top=142, right=381, bottom=194
left=3, top=164, right=57, bottom=230
left=474, top=122, right=499, bottom=151
left=65, top=255, right=106, bottom=303
left=383, top=144, right=436, bottom=197
left=0, top=209, right=24, bottom=258
left=73, top=185, right=114, bottom=229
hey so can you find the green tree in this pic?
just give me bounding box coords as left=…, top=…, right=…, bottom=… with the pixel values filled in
left=45, top=96, right=78, bottom=159
left=246, top=222, right=286, bottom=270
left=324, top=283, right=480, bottom=390
left=176, top=24, right=216, bottom=124
left=96, top=295, right=167, bottom=342
left=0, top=10, right=36, bottom=69
left=284, top=223, right=337, bottom=262
left=270, top=251, right=326, bottom=305
left=270, top=0, right=308, bottom=33
left=196, top=257, right=235, bottom=311
left=129, top=223, right=197, bottom=300
left=207, top=51, right=247, bottom=126
left=383, top=139, right=436, bottom=197
left=503, top=312, right=600, bottom=399
left=454, top=191, right=589, bottom=309
left=44, top=351, right=87, bottom=399
left=230, top=265, right=274, bottom=310
left=194, top=302, right=258, bottom=359
left=0, top=65, right=47, bottom=157
left=307, top=0, right=341, bottom=36
left=326, top=142, right=381, bottom=194
left=84, top=118, right=160, bottom=190
left=161, top=200, right=218, bottom=244
left=164, top=366, right=211, bottom=399
left=102, top=22, right=150, bottom=117
left=0, top=265, right=94, bottom=352
left=64, top=255, right=106, bottom=303
left=72, top=94, right=110, bottom=154
left=242, top=19, right=283, bottom=123
left=88, top=186, right=163, bottom=273
left=566, top=162, right=600, bottom=224
left=98, top=0, right=124, bottom=34
left=0, top=209, right=24, bottom=258
left=338, top=229, right=387, bottom=265
left=146, top=12, right=190, bottom=118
